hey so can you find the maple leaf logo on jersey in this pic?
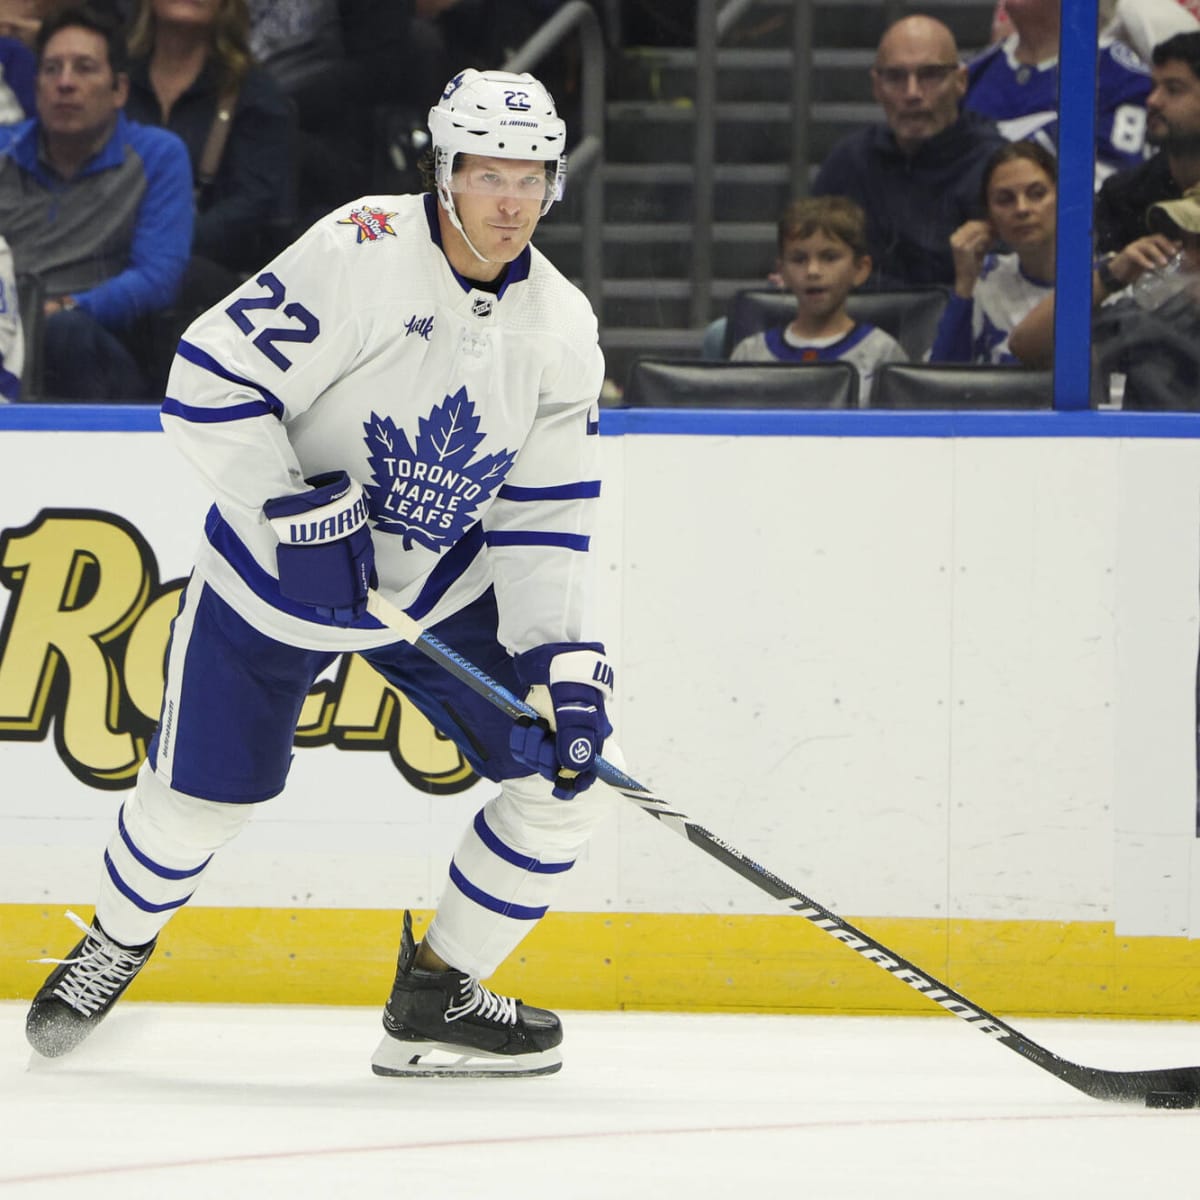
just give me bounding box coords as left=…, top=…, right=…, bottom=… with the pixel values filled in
left=338, top=205, right=397, bottom=243
left=363, top=389, right=517, bottom=551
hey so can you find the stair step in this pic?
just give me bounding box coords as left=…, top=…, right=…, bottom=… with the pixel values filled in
left=620, top=46, right=877, bottom=104
left=539, top=221, right=777, bottom=280
left=606, top=100, right=878, bottom=164
left=553, top=161, right=800, bottom=223
left=695, top=0, right=992, bottom=53
left=597, top=277, right=765, bottom=328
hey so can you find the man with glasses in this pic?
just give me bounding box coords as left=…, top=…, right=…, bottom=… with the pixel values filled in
left=0, top=5, right=192, bottom=400
left=813, top=15, right=1006, bottom=291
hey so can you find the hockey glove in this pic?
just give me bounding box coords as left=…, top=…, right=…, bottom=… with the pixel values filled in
left=264, top=471, right=377, bottom=625
left=509, top=643, right=614, bottom=799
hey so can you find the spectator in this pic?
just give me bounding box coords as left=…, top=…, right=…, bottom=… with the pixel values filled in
left=1008, top=194, right=1200, bottom=409
left=123, top=0, right=293, bottom=283
left=1095, top=31, right=1200, bottom=254
left=730, top=195, right=906, bottom=402
left=0, top=5, right=192, bottom=400
left=1105, top=0, right=1200, bottom=62
left=0, top=34, right=35, bottom=119
left=813, top=15, right=1007, bottom=291
left=0, top=1, right=133, bottom=45
left=246, top=0, right=340, bottom=89
left=0, top=233, right=22, bottom=398
left=930, top=141, right=1057, bottom=364
left=1095, top=188, right=1200, bottom=408
left=992, top=0, right=1200, bottom=60
left=245, top=1, right=446, bottom=219
left=965, top=0, right=1152, bottom=187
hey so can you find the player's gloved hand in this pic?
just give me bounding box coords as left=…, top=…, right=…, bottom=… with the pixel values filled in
left=509, top=643, right=614, bottom=799
left=264, top=471, right=377, bottom=625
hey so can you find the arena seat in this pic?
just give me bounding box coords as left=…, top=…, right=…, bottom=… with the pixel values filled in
left=722, top=286, right=950, bottom=360
left=622, top=358, right=859, bottom=409
left=870, top=363, right=1054, bottom=409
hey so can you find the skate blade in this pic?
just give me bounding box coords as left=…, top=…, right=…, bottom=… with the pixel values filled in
left=370, top=1033, right=562, bottom=1079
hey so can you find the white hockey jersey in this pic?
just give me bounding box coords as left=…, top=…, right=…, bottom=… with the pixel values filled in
left=729, top=321, right=906, bottom=403
left=0, top=235, right=22, bottom=400
left=161, top=192, right=605, bottom=656
left=928, top=252, right=1052, bottom=366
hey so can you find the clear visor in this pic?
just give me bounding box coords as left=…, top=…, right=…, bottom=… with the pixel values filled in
left=447, top=161, right=557, bottom=203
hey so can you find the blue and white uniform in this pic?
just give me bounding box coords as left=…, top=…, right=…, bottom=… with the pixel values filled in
left=163, top=192, right=602, bottom=656
left=730, top=321, right=905, bottom=403
left=928, top=252, right=1052, bottom=365
left=965, top=35, right=1152, bottom=186
left=0, top=235, right=22, bottom=400
left=97, top=190, right=612, bottom=980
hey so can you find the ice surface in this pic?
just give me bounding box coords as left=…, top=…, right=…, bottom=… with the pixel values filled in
left=3, top=1003, right=1198, bottom=1198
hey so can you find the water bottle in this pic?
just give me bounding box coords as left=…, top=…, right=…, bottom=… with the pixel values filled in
left=1132, top=251, right=1189, bottom=311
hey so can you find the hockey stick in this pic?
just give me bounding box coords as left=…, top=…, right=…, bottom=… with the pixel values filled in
left=366, top=589, right=1200, bottom=1107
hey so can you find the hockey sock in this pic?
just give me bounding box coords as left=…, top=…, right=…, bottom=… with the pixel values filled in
left=424, top=772, right=615, bottom=978
left=95, top=763, right=252, bottom=947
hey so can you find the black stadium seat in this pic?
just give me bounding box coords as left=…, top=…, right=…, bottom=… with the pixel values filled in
left=723, top=286, right=950, bottom=360
left=870, top=363, right=1054, bottom=409
left=622, top=359, right=859, bottom=409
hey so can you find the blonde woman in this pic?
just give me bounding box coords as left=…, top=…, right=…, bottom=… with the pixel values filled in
left=124, top=0, right=292, bottom=277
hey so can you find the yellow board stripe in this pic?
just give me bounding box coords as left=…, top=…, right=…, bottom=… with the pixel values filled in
left=5, top=904, right=1200, bottom=1018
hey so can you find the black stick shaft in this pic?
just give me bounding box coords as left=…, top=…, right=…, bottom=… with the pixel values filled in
left=375, top=607, right=1200, bottom=1105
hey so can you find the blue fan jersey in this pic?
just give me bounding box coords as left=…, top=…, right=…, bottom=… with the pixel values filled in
left=965, top=35, right=1152, bottom=185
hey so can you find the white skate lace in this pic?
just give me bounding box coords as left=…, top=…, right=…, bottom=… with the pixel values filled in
left=445, top=976, right=518, bottom=1026
left=32, top=910, right=148, bottom=1017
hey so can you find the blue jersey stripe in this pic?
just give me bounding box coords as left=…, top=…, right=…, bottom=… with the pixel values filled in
left=407, top=521, right=484, bottom=621
left=118, top=806, right=211, bottom=881
left=162, top=396, right=278, bottom=423
left=0, top=363, right=20, bottom=401
left=448, top=859, right=548, bottom=921
left=175, top=339, right=285, bottom=417
left=472, top=809, right=574, bottom=874
left=103, top=852, right=194, bottom=914
left=484, top=530, right=589, bottom=552
left=497, top=481, right=601, bottom=502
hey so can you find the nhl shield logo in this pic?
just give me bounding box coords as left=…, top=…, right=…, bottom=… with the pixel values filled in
left=471, top=295, right=493, bottom=318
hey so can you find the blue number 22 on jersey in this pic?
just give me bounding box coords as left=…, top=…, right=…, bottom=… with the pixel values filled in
left=225, top=272, right=321, bottom=372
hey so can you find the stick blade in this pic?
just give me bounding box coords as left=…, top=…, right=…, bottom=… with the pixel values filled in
left=1068, top=1063, right=1200, bottom=1104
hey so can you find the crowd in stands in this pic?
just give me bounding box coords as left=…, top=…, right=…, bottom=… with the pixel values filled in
left=695, top=0, right=1200, bottom=412
left=0, top=0, right=562, bottom=402
left=4, top=1, right=1200, bottom=408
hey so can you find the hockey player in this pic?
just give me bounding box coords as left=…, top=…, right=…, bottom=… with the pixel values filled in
left=26, top=67, right=613, bottom=1078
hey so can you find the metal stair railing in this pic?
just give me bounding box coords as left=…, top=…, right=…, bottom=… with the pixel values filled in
left=691, top=0, right=819, bottom=327
left=504, top=0, right=605, bottom=311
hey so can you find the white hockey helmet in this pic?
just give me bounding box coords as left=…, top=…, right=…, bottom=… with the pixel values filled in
left=428, top=68, right=567, bottom=218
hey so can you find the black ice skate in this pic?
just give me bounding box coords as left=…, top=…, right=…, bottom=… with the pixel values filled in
left=371, top=910, right=563, bottom=1078
left=26, top=911, right=156, bottom=1059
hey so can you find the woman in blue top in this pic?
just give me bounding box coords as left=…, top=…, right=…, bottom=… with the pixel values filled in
left=929, top=140, right=1057, bottom=364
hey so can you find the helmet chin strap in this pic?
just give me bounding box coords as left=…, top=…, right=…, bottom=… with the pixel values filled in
left=437, top=186, right=494, bottom=265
